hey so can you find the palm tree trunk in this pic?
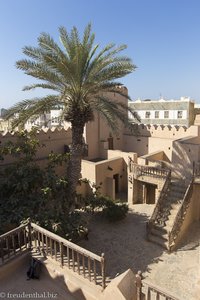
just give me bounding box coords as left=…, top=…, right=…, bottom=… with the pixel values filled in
left=67, top=122, right=84, bottom=207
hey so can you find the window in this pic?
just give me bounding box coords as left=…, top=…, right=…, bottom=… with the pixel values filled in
left=52, top=117, right=59, bottom=124
left=164, top=111, right=169, bottom=118
left=155, top=111, right=159, bottom=118
left=177, top=111, right=183, bottom=119
left=145, top=111, right=150, bottom=118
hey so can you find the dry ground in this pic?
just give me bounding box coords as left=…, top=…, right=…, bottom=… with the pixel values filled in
left=78, top=204, right=200, bottom=300
left=1, top=204, right=199, bottom=300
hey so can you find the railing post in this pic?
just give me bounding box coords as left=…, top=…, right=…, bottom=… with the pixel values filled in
left=193, top=161, right=195, bottom=177
left=128, top=156, right=132, bottom=172
left=27, top=218, right=32, bottom=249
left=60, top=242, right=64, bottom=267
left=101, top=253, right=106, bottom=290
left=168, top=232, right=172, bottom=253
left=146, top=221, right=150, bottom=240
left=0, top=239, right=4, bottom=264
left=135, top=270, right=142, bottom=300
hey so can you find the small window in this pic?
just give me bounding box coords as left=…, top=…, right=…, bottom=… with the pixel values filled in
left=145, top=111, right=150, bottom=118
left=177, top=111, right=183, bottom=119
left=52, top=117, right=59, bottom=124
left=164, top=111, right=169, bottom=118
left=155, top=111, right=159, bottom=118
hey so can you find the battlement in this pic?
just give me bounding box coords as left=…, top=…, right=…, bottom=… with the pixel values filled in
left=0, top=126, right=72, bottom=139
left=0, top=127, right=72, bottom=167
left=126, top=123, right=199, bottom=140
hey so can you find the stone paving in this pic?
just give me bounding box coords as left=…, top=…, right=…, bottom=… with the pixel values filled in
left=78, top=204, right=200, bottom=300
left=0, top=261, right=76, bottom=300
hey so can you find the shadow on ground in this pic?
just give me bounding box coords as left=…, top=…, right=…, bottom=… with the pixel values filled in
left=78, top=205, right=165, bottom=279
left=0, top=256, right=85, bottom=300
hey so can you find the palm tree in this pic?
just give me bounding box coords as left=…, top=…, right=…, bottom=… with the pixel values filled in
left=5, top=24, right=139, bottom=205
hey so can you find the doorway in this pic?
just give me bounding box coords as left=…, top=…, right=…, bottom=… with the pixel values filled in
left=143, top=183, right=157, bottom=204
left=108, top=137, right=114, bottom=150
left=113, top=174, right=119, bottom=194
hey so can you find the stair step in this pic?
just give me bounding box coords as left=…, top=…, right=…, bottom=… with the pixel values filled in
left=170, top=188, right=186, bottom=195
left=169, top=197, right=184, bottom=203
left=172, top=190, right=184, bottom=195
left=167, top=212, right=178, bottom=220
left=169, top=199, right=183, bottom=205
left=170, top=206, right=180, bottom=213
left=170, top=190, right=185, bottom=196
left=171, top=180, right=187, bottom=186
left=170, top=185, right=186, bottom=191
left=156, top=216, right=168, bottom=225
left=151, top=228, right=168, bottom=240
left=165, top=219, right=175, bottom=228
left=170, top=210, right=179, bottom=217
left=170, top=203, right=181, bottom=209
left=153, top=222, right=167, bottom=230
left=148, top=234, right=168, bottom=249
left=169, top=193, right=185, bottom=200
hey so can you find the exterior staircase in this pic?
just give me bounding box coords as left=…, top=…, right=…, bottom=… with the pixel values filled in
left=147, top=179, right=189, bottom=250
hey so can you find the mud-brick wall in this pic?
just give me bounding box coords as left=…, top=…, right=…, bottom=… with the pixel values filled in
left=0, top=128, right=72, bottom=166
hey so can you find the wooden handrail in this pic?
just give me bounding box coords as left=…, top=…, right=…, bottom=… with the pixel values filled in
left=168, top=178, right=193, bottom=250
left=30, top=223, right=101, bottom=262
left=0, top=223, right=27, bottom=239
left=142, top=280, right=180, bottom=300
left=0, top=223, right=29, bottom=264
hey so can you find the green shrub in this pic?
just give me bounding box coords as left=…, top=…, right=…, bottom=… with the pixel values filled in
left=50, top=211, right=89, bottom=242
left=103, top=202, right=128, bottom=222
left=84, top=194, right=129, bottom=222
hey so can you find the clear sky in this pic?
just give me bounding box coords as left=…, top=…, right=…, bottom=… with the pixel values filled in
left=0, top=0, right=200, bottom=108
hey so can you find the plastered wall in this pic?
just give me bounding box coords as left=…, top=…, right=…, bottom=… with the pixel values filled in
left=0, top=128, right=72, bottom=166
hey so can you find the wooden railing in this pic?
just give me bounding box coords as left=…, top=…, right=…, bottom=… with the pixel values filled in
left=0, top=223, right=31, bottom=264
left=141, top=280, right=180, bottom=300
left=147, top=170, right=171, bottom=234
left=129, top=160, right=169, bottom=179
left=0, top=221, right=106, bottom=289
left=168, top=178, right=194, bottom=251
left=30, top=223, right=106, bottom=289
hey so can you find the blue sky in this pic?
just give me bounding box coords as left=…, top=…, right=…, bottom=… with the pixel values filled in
left=0, top=0, right=200, bottom=108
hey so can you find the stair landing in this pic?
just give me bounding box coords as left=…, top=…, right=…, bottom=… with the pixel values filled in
left=0, top=251, right=102, bottom=300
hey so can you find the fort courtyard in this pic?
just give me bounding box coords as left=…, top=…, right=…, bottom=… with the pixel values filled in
left=78, top=204, right=200, bottom=300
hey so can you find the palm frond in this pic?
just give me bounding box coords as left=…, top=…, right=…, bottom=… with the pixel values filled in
left=16, top=59, right=64, bottom=87
left=22, top=83, right=60, bottom=92
left=22, top=46, right=44, bottom=60
left=59, top=26, right=71, bottom=57
left=90, top=96, right=120, bottom=132
left=12, top=23, right=137, bottom=134
left=91, top=95, right=139, bottom=133
left=4, top=95, right=60, bottom=126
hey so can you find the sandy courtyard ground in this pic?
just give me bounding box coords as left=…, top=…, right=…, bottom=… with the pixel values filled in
left=78, top=204, right=200, bottom=300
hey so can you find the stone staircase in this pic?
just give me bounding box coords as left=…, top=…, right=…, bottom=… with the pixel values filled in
left=147, top=180, right=188, bottom=249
